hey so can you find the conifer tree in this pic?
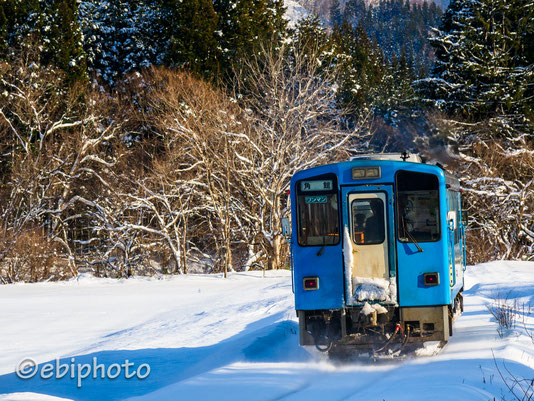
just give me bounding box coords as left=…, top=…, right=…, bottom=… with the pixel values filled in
left=161, top=0, right=219, bottom=76
left=0, top=0, right=85, bottom=84
left=375, top=47, right=417, bottom=123
left=0, top=7, right=7, bottom=53
left=213, top=0, right=287, bottom=77
left=520, top=1, right=534, bottom=117
left=422, top=0, right=534, bottom=119
left=293, top=15, right=331, bottom=61
left=329, top=0, right=342, bottom=27
left=342, top=0, right=367, bottom=27
left=0, top=0, right=43, bottom=57
left=331, top=22, right=384, bottom=111
left=43, top=0, right=86, bottom=84
left=341, top=0, right=442, bottom=72
left=80, top=0, right=160, bottom=87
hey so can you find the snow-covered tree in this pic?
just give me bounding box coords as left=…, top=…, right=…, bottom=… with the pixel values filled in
left=213, top=0, right=287, bottom=77
left=374, top=49, right=419, bottom=125
left=416, top=0, right=534, bottom=263
left=292, top=14, right=331, bottom=60
left=79, top=0, right=161, bottom=87
left=421, top=0, right=534, bottom=119
left=0, top=0, right=86, bottom=84
left=0, top=7, right=8, bottom=53
left=0, top=0, right=43, bottom=55
left=231, top=42, right=371, bottom=270
left=329, top=0, right=342, bottom=27
left=0, top=51, right=123, bottom=278
left=139, top=67, right=257, bottom=275
left=331, top=22, right=384, bottom=112
left=430, top=119, right=534, bottom=262
left=341, top=0, right=442, bottom=73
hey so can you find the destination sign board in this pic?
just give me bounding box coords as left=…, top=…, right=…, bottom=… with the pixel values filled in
left=300, top=180, right=333, bottom=192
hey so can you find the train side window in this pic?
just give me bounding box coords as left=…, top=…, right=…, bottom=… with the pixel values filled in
left=447, top=190, right=461, bottom=244
left=296, top=175, right=340, bottom=247
left=396, top=170, right=441, bottom=243
left=453, top=192, right=460, bottom=244
left=351, top=198, right=385, bottom=245
left=448, top=191, right=458, bottom=244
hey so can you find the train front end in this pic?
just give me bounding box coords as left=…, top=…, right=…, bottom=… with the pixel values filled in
left=289, top=155, right=466, bottom=352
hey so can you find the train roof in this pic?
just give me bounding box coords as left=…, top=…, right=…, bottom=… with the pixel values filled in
left=293, top=153, right=461, bottom=191
left=351, top=153, right=460, bottom=190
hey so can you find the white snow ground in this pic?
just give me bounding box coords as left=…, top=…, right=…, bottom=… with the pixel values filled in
left=0, top=261, right=533, bottom=401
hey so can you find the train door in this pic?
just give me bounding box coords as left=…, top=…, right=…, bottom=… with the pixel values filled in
left=395, top=170, right=447, bottom=307
left=341, top=186, right=396, bottom=306
left=448, top=189, right=465, bottom=294
left=446, top=191, right=457, bottom=288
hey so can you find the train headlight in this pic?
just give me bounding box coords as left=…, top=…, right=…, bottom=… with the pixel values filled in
left=303, top=277, right=319, bottom=290
left=423, top=273, right=440, bottom=286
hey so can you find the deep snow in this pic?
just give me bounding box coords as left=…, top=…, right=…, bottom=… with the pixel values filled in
left=0, top=261, right=533, bottom=401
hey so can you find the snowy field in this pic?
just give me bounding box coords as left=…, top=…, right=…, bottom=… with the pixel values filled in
left=0, top=261, right=533, bottom=401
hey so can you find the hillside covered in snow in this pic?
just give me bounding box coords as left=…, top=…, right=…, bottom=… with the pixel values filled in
left=0, top=261, right=533, bottom=401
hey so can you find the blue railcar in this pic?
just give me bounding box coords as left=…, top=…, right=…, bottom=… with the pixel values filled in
left=287, top=153, right=466, bottom=351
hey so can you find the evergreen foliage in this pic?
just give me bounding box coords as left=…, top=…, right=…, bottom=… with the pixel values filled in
left=0, top=7, right=7, bottom=53
left=331, top=22, right=384, bottom=111
left=161, top=0, right=219, bottom=75
left=339, top=0, right=443, bottom=72
left=76, top=0, right=288, bottom=85
left=421, top=0, right=534, bottom=120
left=329, top=0, right=342, bottom=27
left=213, top=0, right=287, bottom=76
left=292, top=15, right=331, bottom=62
left=79, top=0, right=160, bottom=88
left=0, top=0, right=85, bottom=85
left=43, top=0, right=86, bottom=84
left=0, top=0, right=43, bottom=56
left=375, top=49, right=419, bottom=123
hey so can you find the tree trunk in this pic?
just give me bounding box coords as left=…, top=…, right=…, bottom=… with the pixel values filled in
left=181, top=219, right=188, bottom=274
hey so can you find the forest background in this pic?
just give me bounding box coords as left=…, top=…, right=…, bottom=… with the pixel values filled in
left=0, top=0, right=532, bottom=282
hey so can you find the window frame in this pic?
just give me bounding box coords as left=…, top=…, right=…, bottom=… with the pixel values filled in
left=295, top=173, right=340, bottom=247
left=395, top=170, right=441, bottom=244
left=448, top=189, right=460, bottom=245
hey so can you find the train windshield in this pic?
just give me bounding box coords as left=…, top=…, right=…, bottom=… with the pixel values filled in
left=296, top=176, right=340, bottom=246
left=396, top=170, right=441, bottom=242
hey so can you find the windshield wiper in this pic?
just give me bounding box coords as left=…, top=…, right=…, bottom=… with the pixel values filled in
left=402, top=216, right=423, bottom=253
left=317, top=236, right=326, bottom=256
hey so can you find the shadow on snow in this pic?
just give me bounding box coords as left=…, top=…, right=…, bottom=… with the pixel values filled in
left=0, top=315, right=310, bottom=401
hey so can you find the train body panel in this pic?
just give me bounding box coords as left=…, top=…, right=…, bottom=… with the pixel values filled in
left=288, top=155, right=467, bottom=349
left=291, top=164, right=346, bottom=310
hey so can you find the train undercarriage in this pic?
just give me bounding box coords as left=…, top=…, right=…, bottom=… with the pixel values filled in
left=298, top=291, right=463, bottom=356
